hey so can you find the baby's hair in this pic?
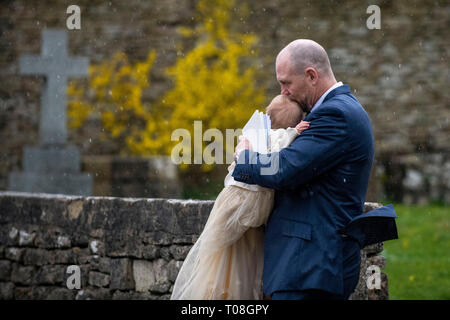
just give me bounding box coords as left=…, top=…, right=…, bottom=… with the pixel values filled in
left=266, top=95, right=304, bottom=129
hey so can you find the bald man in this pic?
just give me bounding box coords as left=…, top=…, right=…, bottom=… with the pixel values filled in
left=232, top=39, right=396, bottom=300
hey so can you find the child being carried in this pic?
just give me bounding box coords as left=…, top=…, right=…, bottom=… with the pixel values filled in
left=171, top=95, right=310, bottom=300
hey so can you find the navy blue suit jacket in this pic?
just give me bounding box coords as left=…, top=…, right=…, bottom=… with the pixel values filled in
left=232, top=84, right=378, bottom=295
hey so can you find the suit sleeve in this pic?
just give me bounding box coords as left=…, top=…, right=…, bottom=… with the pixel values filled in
left=232, top=107, right=349, bottom=190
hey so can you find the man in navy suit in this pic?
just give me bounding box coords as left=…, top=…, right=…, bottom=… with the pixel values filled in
left=232, top=39, right=396, bottom=300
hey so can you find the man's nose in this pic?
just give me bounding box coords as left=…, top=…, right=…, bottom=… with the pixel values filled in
left=281, top=87, right=289, bottom=96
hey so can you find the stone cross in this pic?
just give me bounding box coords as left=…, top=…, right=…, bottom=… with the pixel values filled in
left=19, top=29, right=88, bottom=146
left=8, top=29, right=92, bottom=196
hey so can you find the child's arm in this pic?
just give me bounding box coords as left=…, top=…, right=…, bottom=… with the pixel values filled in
left=270, top=121, right=310, bottom=152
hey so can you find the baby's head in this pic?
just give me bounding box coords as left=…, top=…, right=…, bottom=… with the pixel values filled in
left=266, top=95, right=304, bottom=129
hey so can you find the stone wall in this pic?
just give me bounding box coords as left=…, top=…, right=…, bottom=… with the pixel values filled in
left=81, top=155, right=182, bottom=198
left=0, top=191, right=388, bottom=300
left=0, top=0, right=449, bottom=203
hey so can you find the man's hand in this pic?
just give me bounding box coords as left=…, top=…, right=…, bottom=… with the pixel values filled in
left=234, top=136, right=252, bottom=160
left=295, top=120, right=310, bottom=134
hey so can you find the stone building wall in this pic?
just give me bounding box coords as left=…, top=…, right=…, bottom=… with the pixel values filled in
left=82, top=155, right=182, bottom=198
left=0, top=191, right=388, bottom=300
left=0, top=0, right=448, bottom=202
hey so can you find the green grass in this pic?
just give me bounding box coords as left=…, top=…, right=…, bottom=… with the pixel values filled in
left=381, top=203, right=450, bottom=300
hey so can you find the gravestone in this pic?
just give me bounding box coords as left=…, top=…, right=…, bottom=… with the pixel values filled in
left=8, top=29, right=92, bottom=196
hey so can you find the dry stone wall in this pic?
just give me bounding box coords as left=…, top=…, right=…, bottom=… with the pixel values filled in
left=0, top=191, right=388, bottom=300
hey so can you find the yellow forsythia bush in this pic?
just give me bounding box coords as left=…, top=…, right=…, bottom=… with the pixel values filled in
left=68, top=0, right=266, bottom=170
left=68, top=51, right=157, bottom=154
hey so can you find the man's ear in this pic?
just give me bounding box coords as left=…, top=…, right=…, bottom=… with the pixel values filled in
left=305, top=67, right=318, bottom=85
